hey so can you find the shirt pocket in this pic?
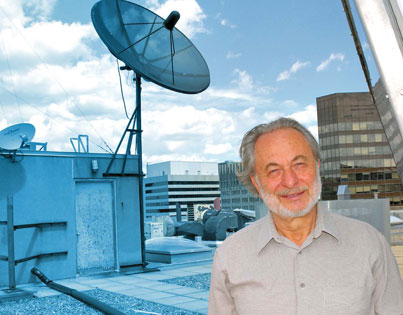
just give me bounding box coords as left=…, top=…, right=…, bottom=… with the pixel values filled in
left=323, top=285, right=373, bottom=315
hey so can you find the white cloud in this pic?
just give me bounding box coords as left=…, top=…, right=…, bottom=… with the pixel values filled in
left=229, top=68, right=276, bottom=99
left=140, top=105, right=244, bottom=162
left=204, top=143, right=232, bottom=155
left=148, top=0, right=207, bottom=38
left=0, top=19, right=96, bottom=69
left=166, top=140, right=185, bottom=151
left=316, top=53, right=344, bottom=72
left=308, top=125, right=319, bottom=141
left=276, top=60, right=310, bottom=81
left=282, top=99, right=299, bottom=108
left=0, top=1, right=29, bottom=28
left=264, top=111, right=284, bottom=122
left=232, top=68, right=253, bottom=90
left=220, top=18, right=236, bottom=29
left=288, top=104, right=317, bottom=124
left=287, top=104, right=318, bottom=140
left=23, top=0, right=57, bottom=21
left=143, top=106, right=235, bottom=138
left=226, top=51, right=242, bottom=59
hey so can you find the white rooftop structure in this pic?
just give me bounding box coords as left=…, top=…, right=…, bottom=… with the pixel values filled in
left=144, top=161, right=220, bottom=220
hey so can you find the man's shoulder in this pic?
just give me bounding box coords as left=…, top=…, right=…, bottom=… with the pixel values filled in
left=326, top=210, right=386, bottom=244
left=327, top=210, right=378, bottom=229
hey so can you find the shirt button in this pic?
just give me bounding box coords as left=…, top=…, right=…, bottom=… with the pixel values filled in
left=300, top=283, right=305, bottom=288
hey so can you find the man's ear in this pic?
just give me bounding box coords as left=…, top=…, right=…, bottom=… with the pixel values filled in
left=250, top=175, right=262, bottom=199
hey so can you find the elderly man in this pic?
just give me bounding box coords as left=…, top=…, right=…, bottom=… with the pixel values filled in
left=208, top=118, right=403, bottom=314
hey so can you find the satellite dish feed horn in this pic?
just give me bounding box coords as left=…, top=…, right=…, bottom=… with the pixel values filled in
left=163, top=11, right=180, bottom=30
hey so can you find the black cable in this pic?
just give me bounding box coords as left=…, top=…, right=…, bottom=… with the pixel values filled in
left=116, top=59, right=130, bottom=119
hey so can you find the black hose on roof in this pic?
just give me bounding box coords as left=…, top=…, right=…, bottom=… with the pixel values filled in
left=31, top=267, right=126, bottom=315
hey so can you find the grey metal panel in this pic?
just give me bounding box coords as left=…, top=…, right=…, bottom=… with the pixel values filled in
left=116, top=177, right=143, bottom=267
left=354, top=0, right=403, bottom=181
left=75, top=181, right=116, bottom=274
left=373, top=80, right=403, bottom=182
left=0, top=155, right=75, bottom=286
left=318, top=199, right=391, bottom=242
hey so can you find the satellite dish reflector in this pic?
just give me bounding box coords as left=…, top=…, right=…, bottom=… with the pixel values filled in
left=0, top=123, right=35, bottom=150
left=91, top=0, right=210, bottom=94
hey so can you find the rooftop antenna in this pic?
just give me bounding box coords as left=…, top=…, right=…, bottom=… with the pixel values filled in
left=0, top=123, right=35, bottom=161
left=70, top=135, right=89, bottom=153
left=91, top=0, right=210, bottom=267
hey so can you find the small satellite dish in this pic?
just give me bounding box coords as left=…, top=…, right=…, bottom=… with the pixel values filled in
left=0, top=123, right=35, bottom=150
left=91, top=0, right=210, bottom=94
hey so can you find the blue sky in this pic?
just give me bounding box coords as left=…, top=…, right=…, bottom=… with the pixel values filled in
left=0, top=0, right=379, bottom=165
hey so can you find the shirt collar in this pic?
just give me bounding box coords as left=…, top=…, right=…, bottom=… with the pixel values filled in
left=256, top=205, right=340, bottom=253
left=315, top=204, right=340, bottom=242
left=256, top=210, right=282, bottom=253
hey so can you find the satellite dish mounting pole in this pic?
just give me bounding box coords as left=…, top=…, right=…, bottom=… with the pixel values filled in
left=7, top=196, right=16, bottom=289
left=103, top=72, right=146, bottom=266
left=135, top=73, right=146, bottom=266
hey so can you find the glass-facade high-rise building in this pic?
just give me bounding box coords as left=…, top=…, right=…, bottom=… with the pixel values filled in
left=316, top=92, right=403, bottom=210
left=218, top=161, right=261, bottom=211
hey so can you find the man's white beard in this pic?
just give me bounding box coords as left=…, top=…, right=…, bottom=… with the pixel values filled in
left=256, top=167, right=322, bottom=218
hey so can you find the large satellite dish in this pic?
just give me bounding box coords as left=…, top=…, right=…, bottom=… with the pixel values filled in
left=0, top=123, right=35, bottom=150
left=91, top=0, right=210, bottom=94
left=91, top=0, right=210, bottom=269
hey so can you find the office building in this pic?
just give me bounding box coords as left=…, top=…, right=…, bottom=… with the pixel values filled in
left=144, top=161, right=220, bottom=220
left=316, top=91, right=403, bottom=209
left=218, top=161, right=261, bottom=211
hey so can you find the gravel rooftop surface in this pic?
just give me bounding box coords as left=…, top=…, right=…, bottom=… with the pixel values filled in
left=161, top=273, right=211, bottom=291
left=0, top=288, right=201, bottom=315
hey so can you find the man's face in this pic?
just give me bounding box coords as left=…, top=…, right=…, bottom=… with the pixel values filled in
left=251, top=128, right=321, bottom=218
